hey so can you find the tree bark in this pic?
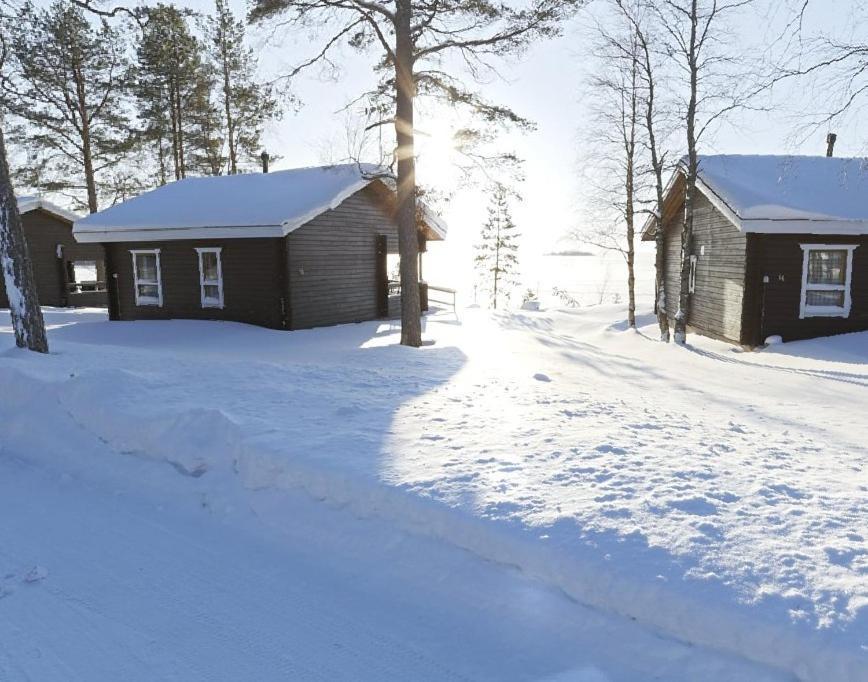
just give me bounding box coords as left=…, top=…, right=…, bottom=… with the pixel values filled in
left=625, top=61, right=637, bottom=329
left=394, top=0, right=421, bottom=347
left=673, top=0, right=699, bottom=345
left=493, top=206, right=500, bottom=310
left=73, top=60, right=99, bottom=213
left=0, top=127, right=49, bottom=353
left=642, top=40, right=669, bottom=341
left=220, top=42, right=238, bottom=174
left=625, top=160, right=635, bottom=328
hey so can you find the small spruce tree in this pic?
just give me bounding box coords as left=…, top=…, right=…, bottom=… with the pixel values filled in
left=475, top=184, right=521, bottom=310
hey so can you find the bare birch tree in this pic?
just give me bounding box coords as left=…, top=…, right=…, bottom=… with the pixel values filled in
left=249, top=0, right=584, bottom=347
left=0, top=2, right=48, bottom=352
left=649, top=0, right=758, bottom=345
left=577, top=16, right=644, bottom=328
left=615, top=0, right=672, bottom=340
left=766, top=2, right=868, bottom=145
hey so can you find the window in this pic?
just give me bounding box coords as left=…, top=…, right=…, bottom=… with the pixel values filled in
left=799, top=244, right=858, bottom=318
left=130, top=249, right=162, bottom=306
left=688, top=255, right=698, bottom=294
left=196, top=247, right=224, bottom=308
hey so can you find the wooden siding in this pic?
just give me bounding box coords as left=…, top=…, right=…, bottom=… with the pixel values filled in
left=748, top=233, right=868, bottom=343
left=0, top=209, right=105, bottom=308
left=661, top=191, right=748, bottom=344
left=287, top=185, right=399, bottom=329
left=105, top=238, right=286, bottom=329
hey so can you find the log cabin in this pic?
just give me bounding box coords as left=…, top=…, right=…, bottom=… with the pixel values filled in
left=642, top=155, right=868, bottom=346
left=1, top=196, right=106, bottom=309
left=72, top=164, right=447, bottom=330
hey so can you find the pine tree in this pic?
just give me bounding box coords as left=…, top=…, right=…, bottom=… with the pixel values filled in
left=204, top=0, right=277, bottom=174
left=134, top=4, right=222, bottom=182
left=475, top=185, right=521, bottom=310
left=4, top=0, right=133, bottom=213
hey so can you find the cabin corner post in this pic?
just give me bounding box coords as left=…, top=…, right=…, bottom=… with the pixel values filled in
left=103, top=243, right=120, bottom=321
left=281, top=236, right=292, bottom=330
left=740, top=233, right=764, bottom=348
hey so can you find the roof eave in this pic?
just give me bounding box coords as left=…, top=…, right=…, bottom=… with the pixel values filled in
left=742, top=220, right=868, bottom=235
left=19, top=197, right=81, bottom=224
left=73, top=224, right=286, bottom=243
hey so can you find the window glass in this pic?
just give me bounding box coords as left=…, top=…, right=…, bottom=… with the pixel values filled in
left=806, top=290, right=845, bottom=307
left=131, top=250, right=162, bottom=306
left=800, top=245, right=857, bottom=318
left=197, top=248, right=223, bottom=308
left=201, top=251, right=219, bottom=282
left=135, top=253, right=157, bottom=282
left=807, top=250, right=846, bottom=285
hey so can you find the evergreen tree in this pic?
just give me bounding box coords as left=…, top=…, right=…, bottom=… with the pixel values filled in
left=4, top=0, right=133, bottom=213
left=134, top=4, right=222, bottom=182
left=204, top=0, right=277, bottom=174
left=475, top=185, right=520, bottom=310
left=186, top=62, right=225, bottom=176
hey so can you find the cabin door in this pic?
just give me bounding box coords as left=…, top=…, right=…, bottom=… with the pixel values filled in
left=376, top=235, right=389, bottom=318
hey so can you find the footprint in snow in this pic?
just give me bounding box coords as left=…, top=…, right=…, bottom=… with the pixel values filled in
left=595, top=444, right=627, bottom=455
left=23, top=566, right=48, bottom=584
left=533, top=373, right=551, bottom=382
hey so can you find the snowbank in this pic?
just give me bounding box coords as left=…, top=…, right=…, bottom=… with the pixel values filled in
left=0, top=308, right=865, bottom=681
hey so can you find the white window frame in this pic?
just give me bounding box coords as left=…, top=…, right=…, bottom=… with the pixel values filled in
left=196, top=247, right=224, bottom=309
left=688, top=254, right=698, bottom=294
left=799, top=244, right=858, bottom=319
left=130, top=249, right=163, bottom=307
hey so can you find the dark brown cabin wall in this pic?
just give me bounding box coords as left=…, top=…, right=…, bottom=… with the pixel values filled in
left=661, top=192, right=747, bottom=343
left=287, top=185, right=399, bottom=329
left=105, top=238, right=286, bottom=329
left=752, top=233, right=868, bottom=341
left=0, top=209, right=104, bottom=308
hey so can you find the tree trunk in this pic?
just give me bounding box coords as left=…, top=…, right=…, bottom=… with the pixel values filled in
left=220, top=44, right=238, bottom=174
left=626, top=206, right=635, bottom=328
left=394, top=0, right=421, bottom=347
left=175, top=81, right=186, bottom=179
left=625, top=106, right=636, bottom=328
left=493, top=212, right=500, bottom=310
left=73, top=64, right=99, bottom=214
left=170, top=82, right=182, bottom=181
left=0, top=127, right=49, bottom=353
left=673, top=0, right=699, bottom=345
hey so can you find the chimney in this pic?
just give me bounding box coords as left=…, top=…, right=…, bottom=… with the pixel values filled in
left=260, top=150, right=270, bottom=173
left=826, top=133, right=837, bottom=157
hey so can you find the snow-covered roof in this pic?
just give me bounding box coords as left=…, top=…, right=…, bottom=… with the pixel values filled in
left=17, top=195, right=80, bottom=223
left=644, top=154, right=868, bottom=237
left=73, top=164, right=447, bottom=243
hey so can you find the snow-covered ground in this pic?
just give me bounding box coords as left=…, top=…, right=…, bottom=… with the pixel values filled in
left=1, top=306, right=866, bottom=681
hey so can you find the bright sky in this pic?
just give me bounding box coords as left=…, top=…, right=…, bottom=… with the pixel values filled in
left=26, top=0, right=868, bottom=295
left=226, top=0, right=866, bottom=294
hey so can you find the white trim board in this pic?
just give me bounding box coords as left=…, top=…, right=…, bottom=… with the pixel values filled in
left=196, top=247, right=224, bottom=309
left=130, top=249, right=163, bottom=307
left=798, top=243, right=858, bottom=319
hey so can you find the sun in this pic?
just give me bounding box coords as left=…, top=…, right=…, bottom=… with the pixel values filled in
left=414, top=110, right=463, bottom=188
